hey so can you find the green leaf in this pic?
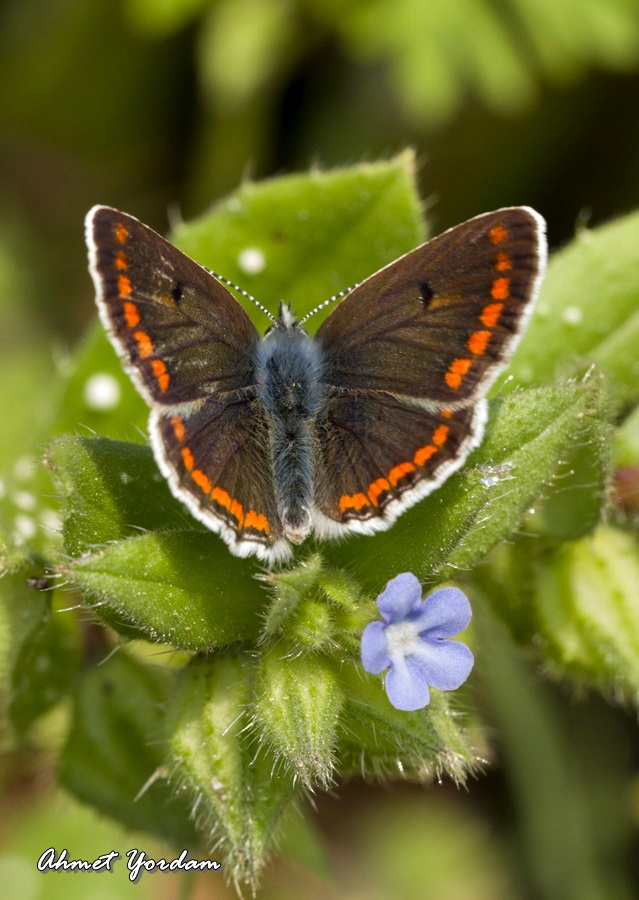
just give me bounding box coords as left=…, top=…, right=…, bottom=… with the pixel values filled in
left=472, top=599, right=631, bottom=900
left=167, top=652, right=301, bottom=890
left=0, top=561, right=79, bottom=742
left=507, top=209, right=639, bottom=406
left=198, top=0, right=302, bottom=110
left=125, top=0, right=209, bottom=36
left=46, top=435, right=187, bottom=557
left=534, top=525, right=639, bottom=703
left=173, top=151, right=425, bottom=330
left=338, top=661, right=481, bottom=784
left=323, top=380, right=607, bottom=588
left=531, top=387, right=613, bottom=540
left=48, top=435, right=266, bottom=647
left=64, top=532, right=267, bottom=650
left=9, top=590, right=80, bottom=738
left=53, top=325, right=147, bottom=442
left=615, top=403, right=639, bottom=467
left=59, top=649, right=199, bottom=848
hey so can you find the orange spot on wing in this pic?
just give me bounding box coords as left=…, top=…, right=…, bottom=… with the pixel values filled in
left=339, top=492, right=370, bottom=513
left=244, top=510, right=270, bottom=535
left=369, top=478, right=390, bottom=505
left=115, top=250, right=128, bottom=271
left=115, top=222, right=129, bottom=245
left=467, top=330, right=491, bottom=355
left=495, top=251, right=511, bottom=272
left=445, top=358, right=473, bottom=390
left=480, top=302, right=503, bottom=328
left=491, top=277, right=510, bottom=300
left=171, top=416, right=185, bottom=442
left=134, top=330, right=153, bottom=357
left=441, top=408, right=453, bottom=419
left=230, top=499, right=244, bottom=528
left=414, top=445, right=437, bottom=466
left=389, top=461, right=416, bottom=486
left=123, top=301, right=140, bottom=328
left=181, top=447, right=194, bottom=471
left=118, top=274, right=132, bottom=298
left=489, top=224, right=508, bottom=245
left=151, top=359, right=169, bottom=392
left=191, top=469, right=212, bottom=494
left=211, top=486, right=231, bottom=510
left=433, top=425, right=449, bottom=446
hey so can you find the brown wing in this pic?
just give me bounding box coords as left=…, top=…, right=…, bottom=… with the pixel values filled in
left=151, top=398, right=290, bottom=562
left=86, top=206, right=259, bottom=406
left=315, top=207, right=545, bottom=405
left=312, top=393, right=483, bottom=531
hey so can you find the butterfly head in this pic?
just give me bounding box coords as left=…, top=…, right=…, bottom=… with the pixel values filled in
left=269, top=300, right=300, bottom=331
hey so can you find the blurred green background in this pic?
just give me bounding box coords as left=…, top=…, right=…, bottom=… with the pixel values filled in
left=2, top=0, right=639, bottom=897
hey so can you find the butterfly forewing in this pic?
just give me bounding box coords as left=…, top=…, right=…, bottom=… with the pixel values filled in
left=86, top=206, right=259, bottom=406
left=316, top=208, right=545, bottom=405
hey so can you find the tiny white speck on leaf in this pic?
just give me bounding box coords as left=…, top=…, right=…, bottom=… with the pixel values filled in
left=237, top=247, right=266, bottom=275
left=478, top=461, right=514, bottom=487
left=562, top=306, right=582, bottom=325
left=14, top=456, right=34, bottom=481
left=40, top=508, right=61, bottom=531
left=14, top=514, right=36, bottom=540
left=12, top=490, right=36, bottom=511
left=84, top=373, right=121, bottom=411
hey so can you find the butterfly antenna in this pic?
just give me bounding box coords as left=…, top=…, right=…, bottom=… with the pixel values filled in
left=204, top=267, right=276, bottom=323
left=298, top=282, right=359, bottom=326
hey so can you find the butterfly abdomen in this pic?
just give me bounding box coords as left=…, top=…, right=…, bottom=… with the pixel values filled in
left=255, top=314, right=325, bottom=542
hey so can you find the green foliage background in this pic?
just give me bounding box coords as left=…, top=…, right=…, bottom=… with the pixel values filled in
left=2, top=1, right=639, bottom=898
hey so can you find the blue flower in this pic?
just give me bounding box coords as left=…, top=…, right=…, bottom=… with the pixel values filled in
left=361, top=573, right=474, bottom=711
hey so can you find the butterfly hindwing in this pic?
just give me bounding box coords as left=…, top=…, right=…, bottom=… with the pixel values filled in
left=313, top=394, right=483, bottom=533
left=151, top=399, right=289, bottom=561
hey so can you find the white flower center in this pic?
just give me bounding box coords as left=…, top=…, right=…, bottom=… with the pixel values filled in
left=385, top=620, right=421, bottom=657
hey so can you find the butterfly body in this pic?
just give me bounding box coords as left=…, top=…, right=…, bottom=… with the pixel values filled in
left=86, top=204, right=546, bottom=564
left=254, top=303, right=325, bottom=542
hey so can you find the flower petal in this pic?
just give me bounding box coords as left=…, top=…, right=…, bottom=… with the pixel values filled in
left=385, top=654, right=431, bottom=711
left=410, top=587, right=472, bottom=638
left=409, top=638, right=474, bottom=690
left=377, top=572, right=422, bottom=623
left=361, top=620, right=390, bottom=673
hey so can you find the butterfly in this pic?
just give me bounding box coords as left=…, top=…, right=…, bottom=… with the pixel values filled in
left=86, top=205, right=546, bottom=564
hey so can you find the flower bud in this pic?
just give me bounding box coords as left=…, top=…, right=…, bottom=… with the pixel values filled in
left=166, top=652, right=299, bottom=889
left=253, top=642, right=344, bottom=788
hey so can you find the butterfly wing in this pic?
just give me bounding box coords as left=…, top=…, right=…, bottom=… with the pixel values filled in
left=86, top=206, right=259, bottom=404
left=312, top=207, right=546, bottom=532
left=150, top=399, right=289, bottom=562
left=86, top=206, right=288, bottom=561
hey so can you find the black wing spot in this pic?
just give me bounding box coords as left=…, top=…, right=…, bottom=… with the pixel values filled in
left=418, top=281, right=434, bottom=306
left=171, top=281, right=185, bottom=305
